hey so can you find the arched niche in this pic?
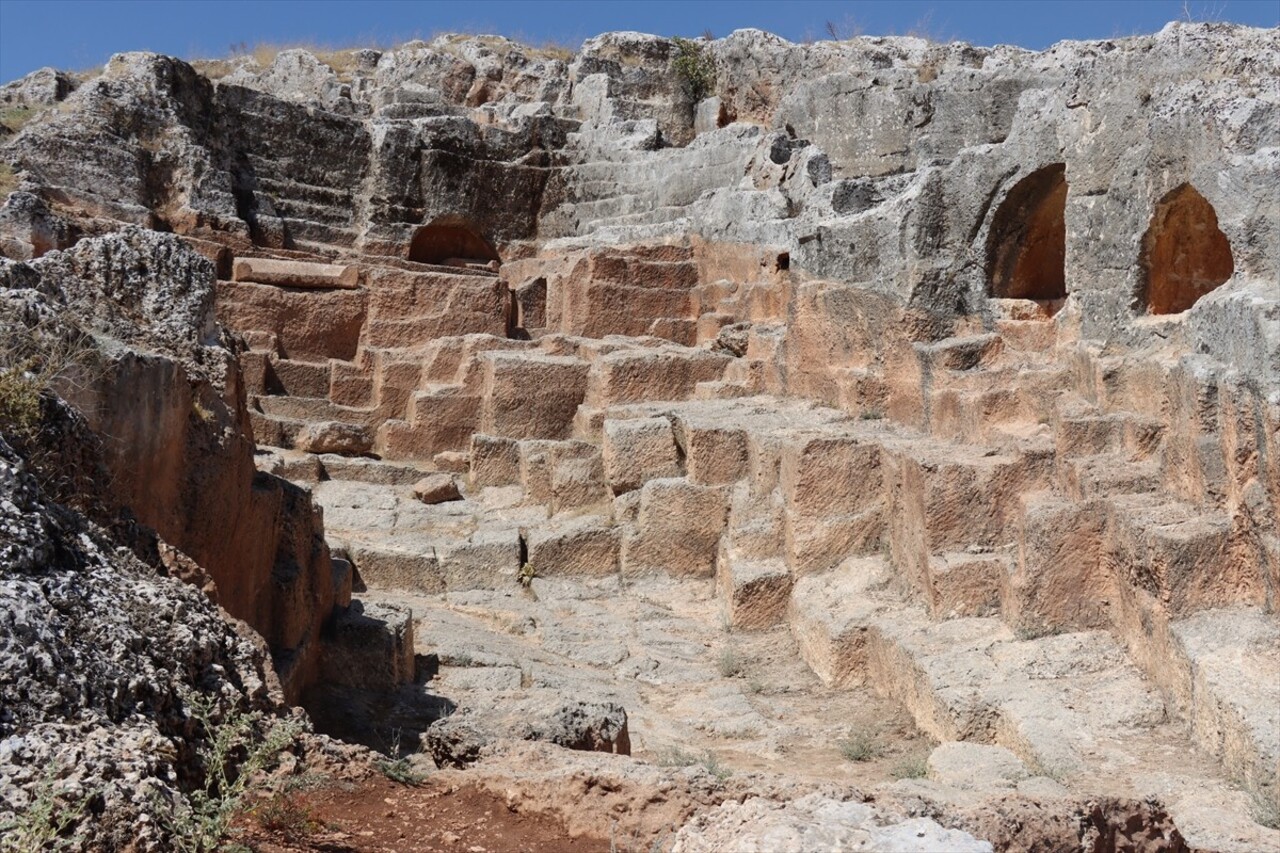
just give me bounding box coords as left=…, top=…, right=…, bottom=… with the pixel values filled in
left=986, top=164, right=1068, bottom=302
left=407, top=217, right=500, bottom=266
left=1138, top=184, right=1234, bottom=315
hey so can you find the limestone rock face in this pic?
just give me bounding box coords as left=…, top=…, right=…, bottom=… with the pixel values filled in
left=425, top=699, right=630, bottom=768
left=3, top=24, right=1271, bottom=345
left=0, top=66, right=76, bottom=109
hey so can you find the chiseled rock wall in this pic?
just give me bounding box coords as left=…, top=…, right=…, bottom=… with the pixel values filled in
left=2, top=20, right=1275, bottom=608
left=0, top=228, right=340, bottom=700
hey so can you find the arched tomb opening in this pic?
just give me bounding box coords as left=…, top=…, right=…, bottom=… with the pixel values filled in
left=407, top=217, right=501, bottom=268
left=986, top=164, right=1068, bottom=305
left=1138, top=184, right=1234, bottom=315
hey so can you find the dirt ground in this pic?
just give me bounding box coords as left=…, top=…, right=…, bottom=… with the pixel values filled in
left=237, top=775, right=609, bottom=853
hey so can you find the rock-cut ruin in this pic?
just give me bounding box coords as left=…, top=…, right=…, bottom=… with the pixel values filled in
left=0, top=21, right=1278, bottom=852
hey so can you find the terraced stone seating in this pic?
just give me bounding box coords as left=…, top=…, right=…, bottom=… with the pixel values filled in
left=218, top=235, right=1277, bottom=848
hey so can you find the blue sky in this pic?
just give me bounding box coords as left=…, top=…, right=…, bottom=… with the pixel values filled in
left=1, top=0, right=1276, bottom=83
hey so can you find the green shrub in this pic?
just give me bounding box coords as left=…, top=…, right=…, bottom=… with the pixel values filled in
left=377, top=757, right=429, bottom=786
left=0, top=317, right=100, bottom=441
left=700, top=751, right=732, bottom=782
left=155, top=694, right=303, bottom=853
left=1250, top=789, right=1280, bottom=830
left=0, top=162, right=17, bottom=196
left=1, top=106, right=36, bottom=134
left=654, top=746, right=699, bottom=767
left=253, top=793, right=322, bottom=841
left=670, top=37, right=716, bottom=103
left=0, top=364, right=44, bottom=440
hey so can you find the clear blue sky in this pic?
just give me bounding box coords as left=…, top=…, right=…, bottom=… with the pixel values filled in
left=1, top=0, right=1276, bottom=83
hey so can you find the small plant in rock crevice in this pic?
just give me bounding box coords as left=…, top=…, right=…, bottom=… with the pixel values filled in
left=1, top=106, right=38, bottom=134
left=0, top=764, right=97, bottom=852
left=0, top=316, right=101, bottom=442
left=375, top=727, right=430, bottom=786
left=700, top=751, right=732, bottom=782
left=253, top=793, right=322, bottom=842
left=670, top=37, right=716, bottom=103
left=191, top=397, right=216, bottom=423
left=377, top=757, right=429, bottom=786
left=1248, top=788, right=1280, bottom=830
left=0, top=362, right=44, bottom=440
left=654, top=746, right=699, bottom=767
left=0, top=162, right=18, bottom=196
left=1015, top=622, right=1064, bottom=642
left=653, top=746, right=729, bottom=780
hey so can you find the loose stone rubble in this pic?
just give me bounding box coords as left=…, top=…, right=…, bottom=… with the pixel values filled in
left=1, top=19, right=1278, bottom=851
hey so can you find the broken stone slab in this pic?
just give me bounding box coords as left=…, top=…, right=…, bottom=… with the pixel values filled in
left=434, top=450, right=470, bottom=473
left=295, top=420, right=373, bottom=456
left=413, top=473, right=463, bottom=504
left=424, top=699, right=630, bottom=768
left=232, top=256, right=360, bottom=289
left=926, top=742, right=1029, bottom=792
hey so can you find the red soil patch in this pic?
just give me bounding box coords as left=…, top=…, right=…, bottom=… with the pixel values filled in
left=237, top=775, right=609, bottom=853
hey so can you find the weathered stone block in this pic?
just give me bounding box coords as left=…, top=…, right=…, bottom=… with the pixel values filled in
left=480, top=353, right=590, bottom=440
left=602, top=417, right=682, bottom=494
left=320, top=601, right=415, bottom=691
left=527, top=517, right=621, bottom=577
left=621, top=478, right=730, bottom=578
left=470, top=433, right=521, bottom=487
left=295, top=421, right=372, bottom=456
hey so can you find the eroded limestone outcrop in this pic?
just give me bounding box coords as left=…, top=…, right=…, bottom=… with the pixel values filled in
left=0, top=434, right=279, bottom=850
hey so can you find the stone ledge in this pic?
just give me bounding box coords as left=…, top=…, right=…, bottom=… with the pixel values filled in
left=233, top=256, right=361, bottom=289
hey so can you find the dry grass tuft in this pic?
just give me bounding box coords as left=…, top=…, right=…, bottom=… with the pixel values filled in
left=1, top=106, right=38, bottom=134
left=837, top=727, right=883, bottom=762
left=0, top=163, right=17, bottom=196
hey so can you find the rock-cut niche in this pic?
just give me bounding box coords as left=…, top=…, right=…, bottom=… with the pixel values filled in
left=986, top=164, right=1068, bottom=303
left=407, top=217, right=501, bottom=266
left=1138, top=184, right=1234, bottom=315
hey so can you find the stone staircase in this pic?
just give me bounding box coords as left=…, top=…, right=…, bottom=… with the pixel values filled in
left=220, top=250, right=1277, bottom=847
